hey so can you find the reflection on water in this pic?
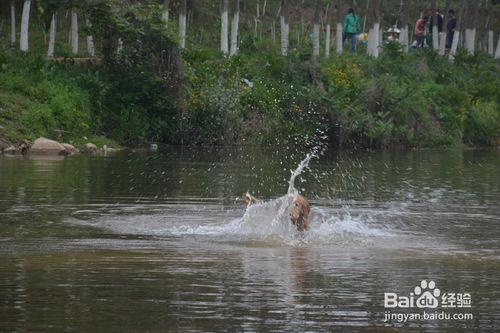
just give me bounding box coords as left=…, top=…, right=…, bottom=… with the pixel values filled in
left=0, top=147, right=499, bottom=332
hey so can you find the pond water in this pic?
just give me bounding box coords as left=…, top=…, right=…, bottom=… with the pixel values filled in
left=0, top=147, right=499, bottom=332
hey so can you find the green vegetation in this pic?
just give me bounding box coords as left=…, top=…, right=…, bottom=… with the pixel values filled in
left=0, top=1, right=499, bottom=148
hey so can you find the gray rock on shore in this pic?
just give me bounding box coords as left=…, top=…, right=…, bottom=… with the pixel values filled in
left=82, top=143, right=98, bottom=154
left=61, top=143, right=79, bottom=155
left=29, top=137, right=68, bottom=156
left=3, top=146, right=17, bottom=154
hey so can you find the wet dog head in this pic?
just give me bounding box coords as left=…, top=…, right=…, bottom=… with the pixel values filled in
left=290, top=194, right=311, bottom=232
left=242, top=192, right=257, bottom=207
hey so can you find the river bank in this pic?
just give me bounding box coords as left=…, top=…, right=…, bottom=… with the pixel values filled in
left=1, top=46, right=499, bottom=148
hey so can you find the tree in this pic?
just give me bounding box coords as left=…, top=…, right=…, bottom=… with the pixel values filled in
left=486, top=1, right=494, bottom=56
left=221, top=0, right=229, bottom=54
left=449, top=0, right=466, bottom=59
left=230, top=0, right=239, bottom=56
left=464, top=0, right=480, bottom=54
left=398, top=0, right=409, bottom=52
left=431, top=0, right=439, bottom=50
left=335, top=0, right=343, bottom=54
left=10, top=1, right=16, bottom=45
left=71, top=9, right=78, bottom=54
left=325, top=2, right=331, bottom=58
left=495, top=34, right=500, bottom=58
left=179, top=0, right=187, bottom=48
left=20, top=0, right=31, bottom=52
left=312, top=0, right=322, bottom=59
left=86, top=17, right=95, bottom=56
left=439, top=0, right=451, bottom=55
left=47, top=13, right=56, bottom=57
left=368, top=0, right=383, bottom=57
left=162, top=0, right=170, bottom=25
left=279, top=0, right=289, bottom=56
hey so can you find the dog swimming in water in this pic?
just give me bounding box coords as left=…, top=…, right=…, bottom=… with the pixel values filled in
left=242, top=192, right=311, bottom=232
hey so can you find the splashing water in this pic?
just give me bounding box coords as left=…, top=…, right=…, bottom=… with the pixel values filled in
left=69, top=146, right=396, bottom=247
left=287, top=152, right=316, bottom=196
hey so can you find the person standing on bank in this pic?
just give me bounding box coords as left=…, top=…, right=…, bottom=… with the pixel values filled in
left=343, top=8, right=360, bottom=52
left=415, top=15, right=428, bottom=48
left=446, top=9, right=457, bottom=50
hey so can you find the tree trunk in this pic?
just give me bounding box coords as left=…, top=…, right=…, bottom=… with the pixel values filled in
left=464, top=0, right=479, bottom=55
left=230, top=0, right=239, bottom=55
left=398, top=0, right=409, bottom=52
left=86, top=17, right=95, bottom=57
left=368, top=0, right=382, bottom=57
left=495, top=34, right=500, bottom=59
left=280, top=0, right=289, bottom=56
left=449, top=0, right=466, bottom=59
left=487, top=30, right=494, bottom=56
left=335, top=0, right=343, bottom=54
left=71, top=10, right=78, bottom=54
left=179, top=0, right=187, bottom=48
left=162, top=0, right=170, bottom=25
left=117, top=38, right=123, bottom=54
left=10, top=2, right=16, bottom=45
left=20, top=0, right=31, bottom=52
left=439, top=0, right=451, bottom=55
left=312, top=0, right=321, bottom=60
left=47, top=13, right=56, bottom=57
left=431, top=0, right=439, bottom=50
left=221, top=0, right=229, bottom=54
left=324, top=3, right=330, bottom=57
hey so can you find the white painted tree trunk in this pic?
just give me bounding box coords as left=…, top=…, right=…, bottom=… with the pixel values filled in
left=325, top=24, right=331, bottom=58
left=495, top=34, right=500, bottom=59
left=178, top=3, right=187, bottom=49
left=117, top=38, right=123, bottom=53
left=10, top=2, right=16, bottom=45
left=221, top=0, right=229, bottom=55
left=399, top=26, right=409, bottom=52
left=20, top=0, right=31, bottom=52
left=230, top=1, right=239, bottom=56
left=47, top=14, right=56, bottom=57
left=162, top=0, right=169, bottom=25
left=86, top=18, right=95, bottom=57
left=312, top=23, right=320, bottom=57
left=336, top=23, right=343, bottom=54
left=71, top=11, right=78, bottom=54
left=449, top=31, right=460, bottom=59
left=464, top=28, right=475, bottom=55
left=438, top=32, right=446, bottom=55
left=487, top=30, right=493, bottom=56
left=379, top=26, right=383, bottom=53
left=368, top=23, right=380, bottom=57
left=280, top=15, right=289, bottom=56
left=432, top=26, right=439, bottom=50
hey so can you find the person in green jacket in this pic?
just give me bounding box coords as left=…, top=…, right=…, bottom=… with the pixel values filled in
left=343, top=8, right=360, bottom=52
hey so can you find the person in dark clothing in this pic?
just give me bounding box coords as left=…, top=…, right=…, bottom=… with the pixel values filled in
left=446, top=9, right=457, bottom=49
left=429, top=10, right=444, bottom=33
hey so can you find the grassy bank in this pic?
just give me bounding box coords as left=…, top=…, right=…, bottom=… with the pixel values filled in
left=0, top=42, right=499, bottom=148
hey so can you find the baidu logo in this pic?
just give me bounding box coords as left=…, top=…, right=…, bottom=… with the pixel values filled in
left=384, top=280, right=471, bottom=309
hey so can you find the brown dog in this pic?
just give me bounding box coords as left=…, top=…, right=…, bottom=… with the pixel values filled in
left=242, top=192, right=258, bottom=207
left=242, top=192, right=311, bottom=232
left=290, top=194, right=311, bottom=232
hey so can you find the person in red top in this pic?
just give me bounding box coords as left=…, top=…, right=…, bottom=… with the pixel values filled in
left=415, top=16, right=428, bottom=48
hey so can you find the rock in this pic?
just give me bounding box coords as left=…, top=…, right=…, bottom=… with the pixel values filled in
left=29, top=137, right=67, bottom=156
left=61, top=143, right=79, bottom=155
left=3, top=146, right=16, bottom=154
left=82, top=143, right=98, bottom=154
left=0, top=138, right=11, bottom=152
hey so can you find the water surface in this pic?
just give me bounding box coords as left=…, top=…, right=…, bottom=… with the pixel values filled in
left=0, top=147, right=499, bottom=332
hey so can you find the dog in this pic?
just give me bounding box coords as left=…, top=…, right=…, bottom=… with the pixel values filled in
left=242, top=192, right=311, bottom=232
left=242, top=192, right=259, bottom=207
